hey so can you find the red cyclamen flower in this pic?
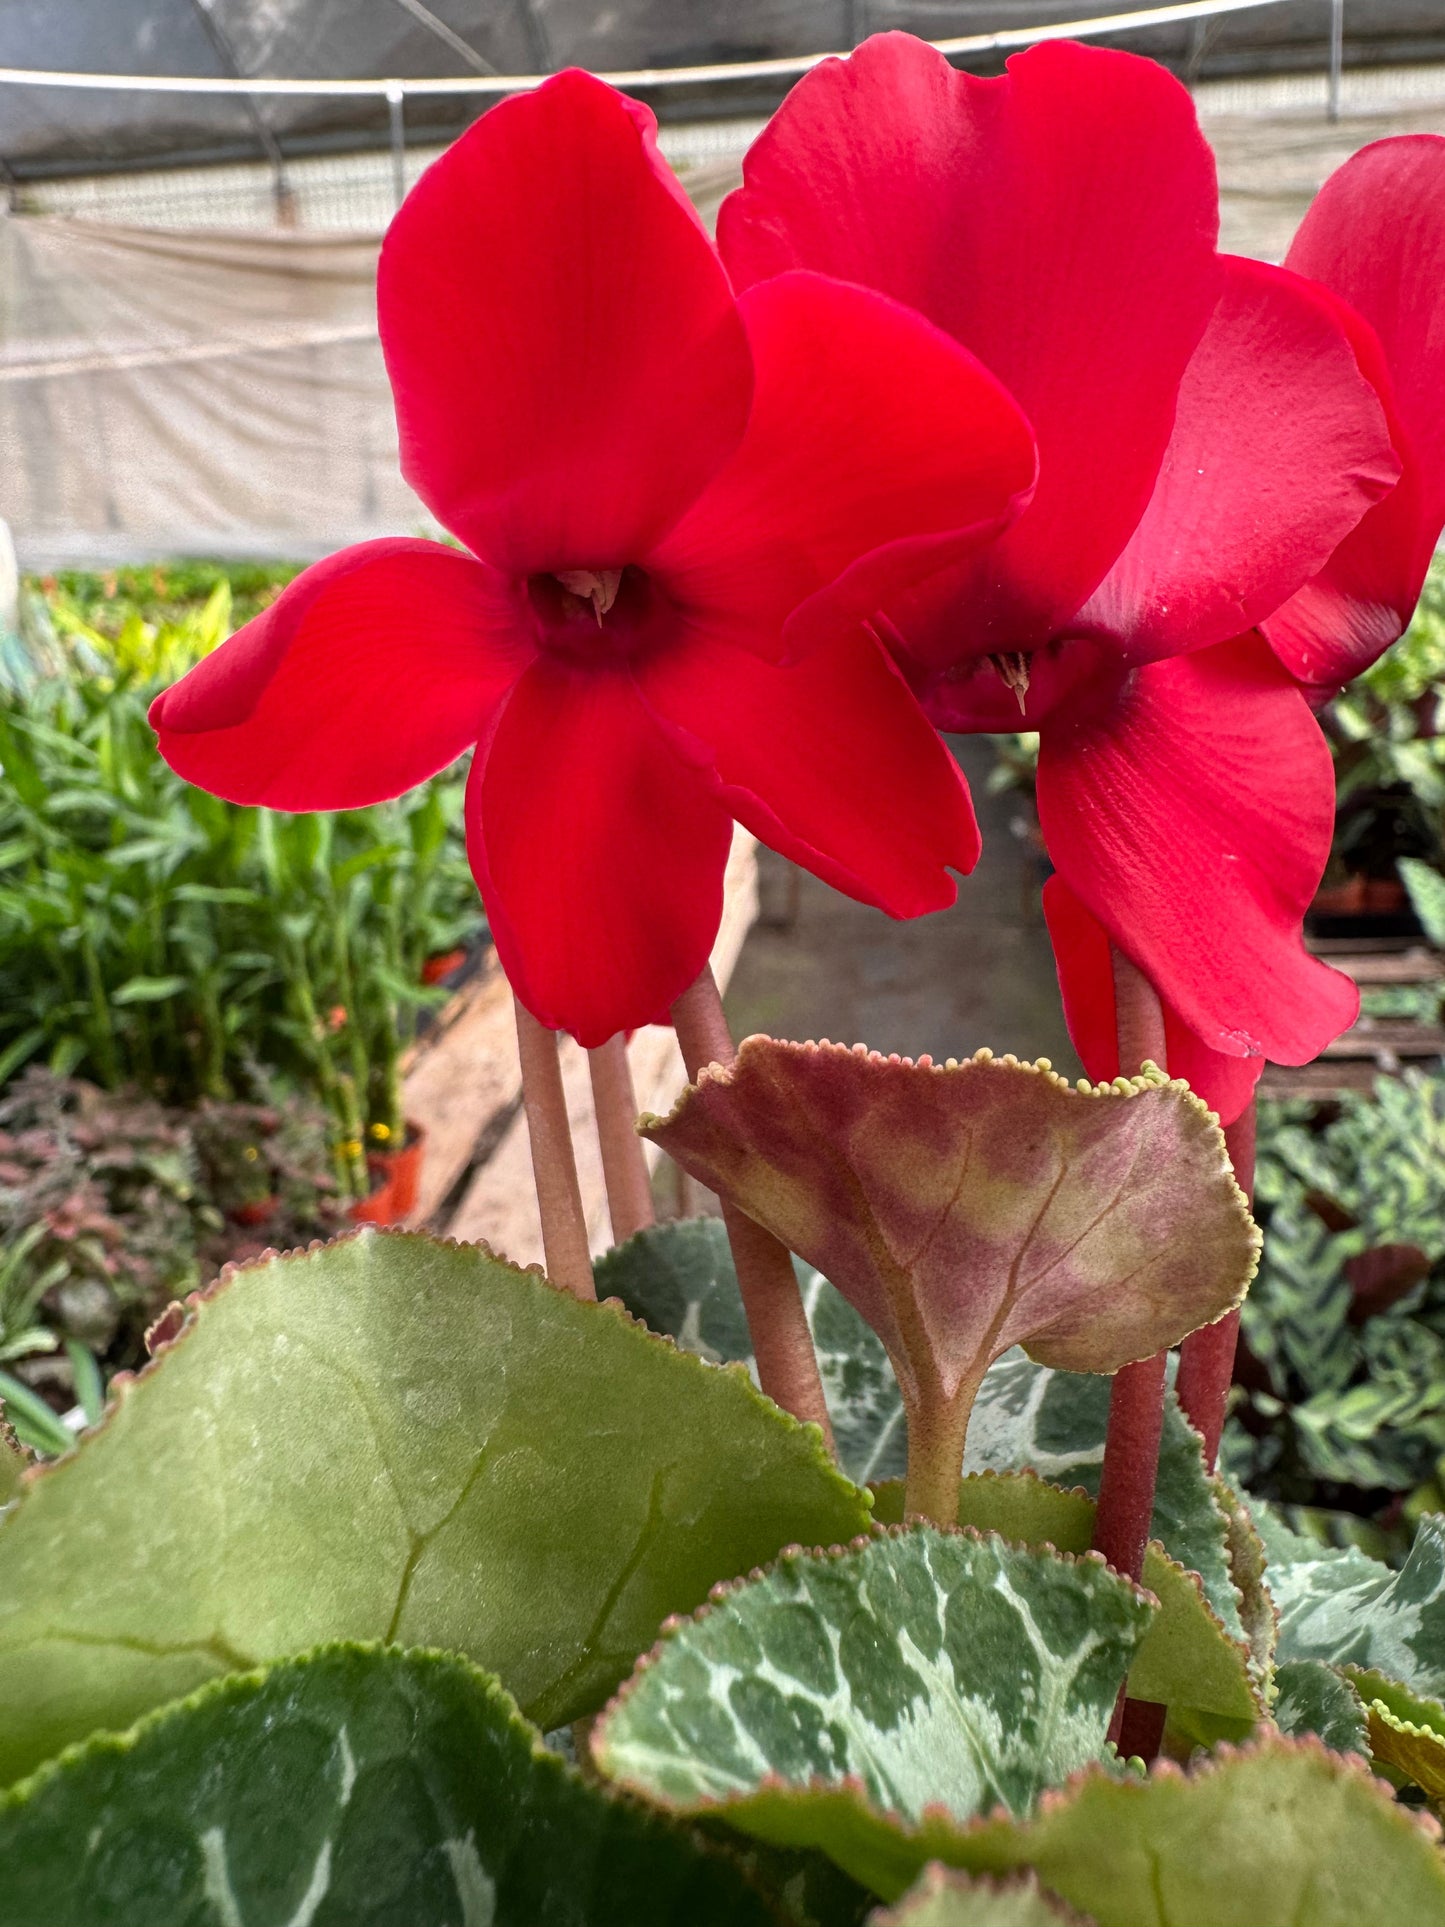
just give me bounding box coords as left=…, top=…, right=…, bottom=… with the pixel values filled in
left=1261, top=135, right=1445, bottom=704
left=720, top=34, right=1401, bottom=1120
left=150, top=70, right=1036, bottom=1046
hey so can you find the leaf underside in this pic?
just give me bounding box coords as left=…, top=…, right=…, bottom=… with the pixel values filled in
left=0, top=1229, right=869, bottom=1785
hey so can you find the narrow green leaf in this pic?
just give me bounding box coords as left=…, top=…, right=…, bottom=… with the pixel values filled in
left=0, top=1229, right=869, bottom=1785
left=62, top=1342, right=104, bottom=1430
left=597, top=1218, right=906, bottom=1485
left=110, top=974, right=189, bottom=1005
left=0, top=1643, right=777, bottom=1927
left=595, top=1524, right=1154, bottom=1897
left=949, top=1739, right=1445, bottom=1926
left=0, top=1371, right=73, bottom=1459
left=1272, top=1660, right=1369, bottom=1756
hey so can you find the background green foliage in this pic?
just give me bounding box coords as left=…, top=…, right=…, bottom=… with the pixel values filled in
left=0, top=565, right=482, bottom=1159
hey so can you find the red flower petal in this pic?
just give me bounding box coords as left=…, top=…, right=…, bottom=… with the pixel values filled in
left=719, top=33, right=1221, bottom=657
left=467, top=657, right=734, bottom=1046
left=636, top=622, right=979, bottom=915
left=1265, top=135, right=1445, bottom=695
left=1035, top=637, right=1358, bottom=1068
left=1041, top=874, right=1263, bottom=1127
left=646, top=271, right=1036, bottom=660
left=1075, top=256, right=1398, bottom=664
left=379, top=70, right=752, bottom=575
left=149, top=540, right=530, bottom=809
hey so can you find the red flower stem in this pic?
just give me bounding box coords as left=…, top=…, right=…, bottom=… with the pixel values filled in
left=1094, top=948, right=1169, bottom=1759
left=1176, top=1101, right=1255, bottom=1469
left=671, top=966, right=835, bottom=1447
left=514, top=997, right=596, bottom=1302
left=588, top=1033, right=656, bottom=1246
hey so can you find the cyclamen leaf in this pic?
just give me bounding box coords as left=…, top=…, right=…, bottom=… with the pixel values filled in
left=1271, top=1660, right=1369, bottom=1756
left=1258, top=1508, right=1445, bottom=1696
left=596, top=1217, right=906, bottom=1485
left=962, top=1352, right=1250, bottom=1647
left=0, top=1643, right=777, bottom=1927
left=0, top=1229, right=869, bottom=1786
left=950, top=1739, right=1445, bottom=1926
left=870, top=1474, right=1260, bottom=1724
left=872, top=1866, right=1089, bottom=1925
left=644, top=1044, right=1256, bottom=1517
left=593, top=1524, right=1155, bottom=1898
left=1348, top=1668, right=1445, bottom=1802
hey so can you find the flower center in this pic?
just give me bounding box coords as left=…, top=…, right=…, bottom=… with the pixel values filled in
left=528, top=566, right=670, bottom=664
left=989, top=651, right=1032, bottom=715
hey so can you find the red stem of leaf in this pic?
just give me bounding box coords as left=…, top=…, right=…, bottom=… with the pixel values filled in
left=671, top=967, right=835, bottom=1448
left=1093, top=949, right=1169, bottom=1759
left=1176, top=1103, right=1255, bottom=1469
left=588, top=1033, right=656, bottom=1246
left=514, top=996, right=596, bottom=1301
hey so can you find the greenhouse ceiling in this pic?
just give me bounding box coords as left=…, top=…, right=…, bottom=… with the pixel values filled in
left=0, top=0, right=1443, bottom=178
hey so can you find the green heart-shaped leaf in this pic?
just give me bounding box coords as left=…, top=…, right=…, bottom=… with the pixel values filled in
left=870, top=1473, right=1260, bottom=1725
left=950, top=1738, right=1445, bottom=1926
left=0, top=1642, right=777, bottom=1926
left=596, top=1218, right=906, bottom=1485
left=1272, top=1660, right=1370, bottom=1756
left=594, top=1523, right=1154, bottom=1897
left=0, top=1229, right=869, bottom=1785
left=644, top=1044, right=1256, bottom=1518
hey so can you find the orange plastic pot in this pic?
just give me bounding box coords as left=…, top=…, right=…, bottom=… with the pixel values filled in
left=350, top=1123, right=426, bottom=1226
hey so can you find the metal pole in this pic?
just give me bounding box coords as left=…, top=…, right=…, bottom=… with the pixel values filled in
left=1328, top=0, right=1344, bottom=122
left=387, top=83, right=406, bottom=211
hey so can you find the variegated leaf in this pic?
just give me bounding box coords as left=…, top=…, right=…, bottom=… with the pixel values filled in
left=595, top=1218, right=906, bottom=1485
left=1258, top=1508, right=1445, bottom=1696
left=593, top=1524, right=1154, bottom=1897
left=963, top=1352, right=1253, bottom=1650
left=644, top=1043, right=1256, bottom=1518
left=1272, top=1659, right=1369, bottom=1756
left=0, top=1643, right=776, bottom=1925
left=871, top=1474, right=1259, bottom=1724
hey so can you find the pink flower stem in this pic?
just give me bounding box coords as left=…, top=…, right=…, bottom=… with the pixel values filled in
left=671, top=966, right=835, bottom=1447
left=514, top=996, right=596, bottom=1302
left=1093, top=947, right=1169, bottom=1759
left=587, top=1033, right=656, bottom=1246
left=1176, top=1102, right=1255, bottom=1470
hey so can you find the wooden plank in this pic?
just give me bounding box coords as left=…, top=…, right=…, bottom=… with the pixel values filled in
left=1321, top=1022, right=1445, bottom=1059
left=399, top=955, right=517, bottom=1227
left=443, top=827, right=759, bottom=1264
left=1311, top=947, right=1444, bottom=984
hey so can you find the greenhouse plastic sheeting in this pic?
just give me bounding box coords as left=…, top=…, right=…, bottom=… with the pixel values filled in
left=1, top=3, right=1443, bottom=178
left=0, top=151, right=742, bottom=564
left=0, top=214, right=424, bottom=562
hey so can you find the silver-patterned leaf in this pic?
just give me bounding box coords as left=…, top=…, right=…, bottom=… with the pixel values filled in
left=964, top=1352, right=1245, bottom=1642
left=1258, top=1508, right=1445, bottom=1695
left=1271, top=1660, right=1369, bottom=1756
left=0, top=1642, right=777, bottom=1926
left=594, top=1525, right=1155, bottom=1896
left=595, top=1219, right=906, bottom=1484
